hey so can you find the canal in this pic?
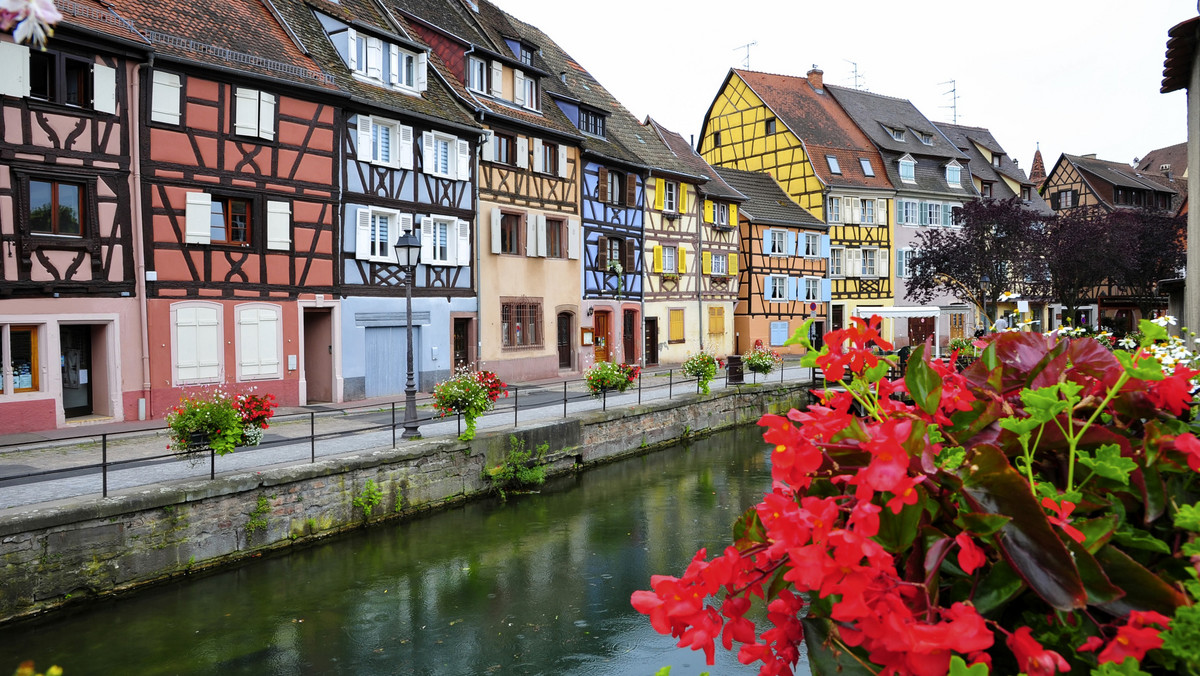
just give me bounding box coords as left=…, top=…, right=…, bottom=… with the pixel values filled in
left=0, top=424, right=807, bottom=675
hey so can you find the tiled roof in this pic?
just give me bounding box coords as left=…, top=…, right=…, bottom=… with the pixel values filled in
left=936, top=123, right=1045, bottom=197
left=1067, top=154, right=1178, bottom=194
left=826, top=85, right=968, bottom=162
left=647, top=118, right=745, bottom=200
left=1162, top=15, right=1200, bottom=93
left=732, top=69, right=891, bottom=191
left=1028, top=147, right=1048, bottom=187
left=396, top=0, right=493, bottom=50
left=713, top=167, right=825, bottom=229
left=54, top=0, right=149, bottom=46
left=1136, top=142, right=1187, bottom=176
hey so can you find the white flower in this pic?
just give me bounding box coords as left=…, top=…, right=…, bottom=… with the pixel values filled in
left=1152, top=315, right=1178, bottom=327
left=998, top=291, right=1021, bottom=301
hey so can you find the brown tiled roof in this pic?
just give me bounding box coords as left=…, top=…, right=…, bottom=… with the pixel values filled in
left=1068, top=154, right=1177, bottom=193
left=936, top=122, right=1052, bottom=215
left=1136, top=142, right=1188, bottom=176
left=54, top=0, right=149, bottom=46
left=646, top=118, right=744, bottom=200
left=731, top=69, right=891, bottom=191
left=1162, top=15, right=1200, bottom=93
left=1028, top=147, right=1047, bottom=187
left=713, top=167, right=825, bottom=229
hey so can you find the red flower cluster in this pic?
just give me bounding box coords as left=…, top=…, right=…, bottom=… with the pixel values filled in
left=235, top=392, right=277, bottom=429
left=476, top=370, right=508, bottom=402
left=1079, top=610, right=1171, bottom=665
left=624, top=363, right=642, bottom=384
left=815, top=315, right=892, bottom=382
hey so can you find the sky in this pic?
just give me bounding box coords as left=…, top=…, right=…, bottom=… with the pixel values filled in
left=496, top=0, right=1197, bottom=173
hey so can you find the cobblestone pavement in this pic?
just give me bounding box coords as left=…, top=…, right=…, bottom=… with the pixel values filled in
left=0, top=364, right=816, bottom=513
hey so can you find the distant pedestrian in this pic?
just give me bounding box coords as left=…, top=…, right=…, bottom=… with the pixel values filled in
left=993, top=316, right=1009, bottom=332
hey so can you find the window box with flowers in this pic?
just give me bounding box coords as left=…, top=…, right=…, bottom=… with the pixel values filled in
left=743, top=339, right=782, bottom=375
left=681, top=350, right=724, bottom=394
left=167, top=389, right=278, bottom=458
left=584, top=361, right=641, bottom=396
left=432, top=367, right=509, bottom=441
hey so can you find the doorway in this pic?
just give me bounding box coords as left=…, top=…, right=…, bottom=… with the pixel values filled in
left=623, top=309, right=637, bottom=364
left=593, top=311, right=610, bottom=363
left=831, top=305, right=845, bottom=331
left=453, top=317, right=472, bottom=368
left=60, top=325, right=93, bottom=418
left=556, top=312, right=573, bottom=369
left=908, top=316, right=935, bottom=347
left=303, top=309, right=333, bottom=404
left=950, top=312, right=966, bottom=341
left=644, top=318, right=659, bottom=366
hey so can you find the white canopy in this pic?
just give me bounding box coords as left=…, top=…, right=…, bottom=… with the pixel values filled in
left=852, top=306, right=943, bottom=357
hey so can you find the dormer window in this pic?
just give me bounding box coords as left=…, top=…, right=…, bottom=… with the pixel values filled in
left=519, top=44, right=534, bottom=66
left=345, top=27, right=426, bottom=95
left=899, top=155, right=916, bottom=183
left=580, top=108, right=605, bottom=137
left=945, top=161, right=962, bottom=187
left=918, top=131, right=933, bottom=145
left=992, top=154, right=1001, bottom=168
left=1161, top=163, right=1171, bottom=172
left=513, top=70, right=538, bottom=110
left=468, top=57, right=487, bottom=93
left=826, top=155, right=841, bottom=174
left=888, top=127, right=905, bottom=142
left=859, top=158, right=874, bottom=177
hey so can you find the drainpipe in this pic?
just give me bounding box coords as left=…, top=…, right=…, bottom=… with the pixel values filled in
left=696, top=186, right=704, bottom=354
left=131, top=57, right=152, bottom=419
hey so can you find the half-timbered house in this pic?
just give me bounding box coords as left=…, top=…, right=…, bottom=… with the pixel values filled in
left=698, top=68, right=896, bottom=340
left=0, top=2, right=148, bottom=432
left=117, top=0, right=342, bottom=416
left=393, top=0, right=585, bottom=381
left=278, top=0, right=481, bottom=397
left=643, top=118, right=744, bottom=364
left=714, top=167, right=829, bottom=355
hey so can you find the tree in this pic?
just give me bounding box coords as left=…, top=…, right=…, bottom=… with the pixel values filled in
left=906, top=197, right=1044, bottom=329
left=1043, top=206, right=1111, bottom=326
left=1108, top=208, right=1187, bottom=321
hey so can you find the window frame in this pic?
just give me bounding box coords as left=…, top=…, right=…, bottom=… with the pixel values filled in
left=711, top=252, right=728, bottom=276
left=605, top=170, right=624, bottom=206
left=899, top=199, right=920, bottom=226
left=209, top=195, right=253, bottom=246
left=918, top=131, right=933, bottom=145
left=541, top=140, right=558, bottom=175
left=826, top=155, right=841, bottom=174
left=6, top=325, right=41, bottom=393
left=716, top=202, right=729, bottom=226
left=493, top=132, right=515, bottom=165
left=804, top=277, right=820, bottom=302
left=360, top=206, right=404, bottom=263
left=499, top=211, right=522, bottom=255
left=580, top=108, right=606, bottom=137
left=28, top=178, right=86, bottom=237
left=764, top=275, right=788, bottom=302
left=899, top=158, right=916, bottom=183
left=829, top=247, right=844, bottom=277
left=427, top=216, right=454, bottom=265
left=803, top=232, right=820, bottom=258
left=467, top=56, right=488, bottom=93
left=889, top=127, right=905, bottom=142
left=946, top=164, right=961, bottom=186
left=545, top=217, right=565, bottom=258
left=662, top=245, right=678, bottom=274
left=896, top=248, right=912, bottom=278
left=764, top=118, right=776, bottom=135
left=663, top=180, right=678, bottom=213
left=370, top=116, right=400, bottom=167
left=767, top=230, right=786, bottom=256
left=500, top=298, right=544, bottom=349
left=862, top=248, right=878, bottom=277
left=859, top=158, right=875, bottom=177
left=30, top=48, right=94, bottom=108
left=827, top=196, right=841, bottom=223
left=861, top=198, right=875, bottom=224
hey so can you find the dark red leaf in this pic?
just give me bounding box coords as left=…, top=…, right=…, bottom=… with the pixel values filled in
left=1095, top=545, right=1188, bottom=616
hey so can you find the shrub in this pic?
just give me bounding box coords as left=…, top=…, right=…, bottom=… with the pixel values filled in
left=431, top=367, right=508, bottom=441
left=584, top=361, right=641, bottom=396
left=487, top=436, right=548, bottom=500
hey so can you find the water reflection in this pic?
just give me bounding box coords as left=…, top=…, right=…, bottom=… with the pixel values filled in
left=0, top=425, right=805, bottom=675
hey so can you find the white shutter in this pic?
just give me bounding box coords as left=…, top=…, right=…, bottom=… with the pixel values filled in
left=420, top=216, right=435, bottom=263
left=490, top=207, right=502, bottom=254
left=388, top=44, right=399, bottom=85
left=266, top=201, right=291, bottom=251
left=399, top=213, right=414, bottom=261
left=258, top=308, right=280, bottom=376
left=847, top=248, right=862, bottom=277
left=490, top=60, right=503, bottom=97
left=532, top=138, right=543, bottom=173
left=177, top=305, right=221, bottom=381
left=239, top=308, right=262, bottom=376
left=525, top=213, right=537, bottom=257
left=234, top=87, right=259, bottom=137
left=399, top=124, right=414, bottom=170
left=877, top=249, right=888, bottom=279
left=456, top=137, right=470, bottom=180
left=93, top=64, right=117, bottom=114
left=0, top=42, right=30, bottom=98
left=557, top=144, right=569, bottom=179
left=357, top=115, right=373, bottom=162
left=513, top=70, right=525, bottom=106
left=567, top=218, right=580, bottom=260
left=355, top=207, right=372, bottom=260
left=421, top=131, right=434, bottom=174
left=536, top=213, right=547, bottom=257
left=346, top=28, right=358, bottom=71
left=482, top=129, right=494, bottom=162
left=258, top=91, right=275, bottom=141
left=877, top=199, right=887, bottom=225
left=516, top=136, right=529, bottom=169
left=417, top=52, right=427, bottom=91
left=151, top=70, right=181, bottom=124
left=366, top=37, right=382, bottom=80
left=184, top=192, right=212, bottom=244
left=456, top=219, right=471, bottom=266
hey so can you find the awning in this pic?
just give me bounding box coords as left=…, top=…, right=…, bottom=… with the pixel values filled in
left=853, top=306, right=943, bottom=357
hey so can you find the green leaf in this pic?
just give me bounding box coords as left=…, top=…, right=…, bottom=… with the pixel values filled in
left=1091, top=657, right=1152, bottom=676
left=1177, top=504, right=1200, bottom=532
left=1112, top=526, right=1171, bottom=554
left=782, top=317, right=816, bottom=350
left=802, top=617, right=880, bottom=676
left=905, top=344, right=942, bottom=415
left=1020, top=385, right=1073, bottom=424
left=1160, top=604, right=1200, bottom=667
left=972, top=559, right=1025, bottom=616
left=801, top=345, right=828, bottom=370
left=948, top=655, right=989, bottom=676
left=1079, top=444, right=1138, bottom=485
left=1115, top=349, right=1165, bottom=381
left=863, top=360, right=891, bottom=383
left=1183, top=541, right=1200, bottom=556
left=936, top=445, right=966, bottom=470
left=875, top=490, right=925, bottom=553
left=959, top=445, right=1087, bottom=611
left=954, top=511, right=1013, bottom=537
left=1076, top=515, right=1120, bottom=553
left=1139, top=318, right=1168, bottom=344
left=654, top=668, right=672, bottom=676
left=732, top=506, right=767, bottom=545
left=1095, top=544, right=1188, bottom=616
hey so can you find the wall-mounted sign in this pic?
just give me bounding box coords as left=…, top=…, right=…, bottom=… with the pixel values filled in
left=580, top=327, right=594, bottom=346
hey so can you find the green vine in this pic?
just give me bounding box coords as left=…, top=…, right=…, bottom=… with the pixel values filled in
left=353, top=479, right=383, bottom=519
left=246, top=495, right=270, bottom=541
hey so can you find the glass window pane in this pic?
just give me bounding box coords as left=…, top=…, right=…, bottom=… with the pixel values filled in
left=12, top=327, right=38, bottom=391
left=57, top=183, right=81, bottom=235
left=29, top=180, right=53, bottom=232
left=210, top=200, right=227, bottom=242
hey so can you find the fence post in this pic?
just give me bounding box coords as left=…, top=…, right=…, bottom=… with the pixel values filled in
left=638, top=371, right=642, bottom=405
left=514, top=386, right=519, bottom=427
left=391, top=402, right=396, bottom=449
left=310, top=412, right=316, bottom=463
left=102, top=433, right=108, bottom=498
left=669, top=369, right=673, bottom=399
left=603, top=386, right=607, bottom=412
left=781, top=360, right=785, bottom=384
left=210, top=446, right=216, bottom=480
left=458, top=412, right=462, bottom=437
left=563, top=381, right=568, bottom=418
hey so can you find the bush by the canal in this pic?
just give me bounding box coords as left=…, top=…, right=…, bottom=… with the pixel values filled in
left=634, top=316, right=1200, bottom=676
left=743, top=340, right=783, bottom=376
left=486, top=435, right=548, bottom=500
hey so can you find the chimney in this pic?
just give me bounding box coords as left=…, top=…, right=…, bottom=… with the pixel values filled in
left=807, top=67, right=824, bottom=90
left=1082, top=153, right=1097, bottom=159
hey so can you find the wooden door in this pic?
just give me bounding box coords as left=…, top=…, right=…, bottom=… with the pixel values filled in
left=908, top=317, right=935, bottom=347
left=623, top=310, right=637, bottom=364
left=644, top=318, right=659, bottom=366
left=593, top=312, right=610, bottom=363
left=949, top=312, right=965, bottom=341
left=557, top=313, right=572, bottom=369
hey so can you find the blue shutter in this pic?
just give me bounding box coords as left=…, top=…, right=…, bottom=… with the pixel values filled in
left=820, top=233, right=830, bottom=258
left=762, top=229, right=772, bottom=255
left=918, top=202, right=928, bottom=226
left=821, top=277, right=831, bottom=302
left=787, top=277, right=799, bottom=301
left=896, top=250, right=904, bottom=278
left=785, top=231, right=797, bottom=257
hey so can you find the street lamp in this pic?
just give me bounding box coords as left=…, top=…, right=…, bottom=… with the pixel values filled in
left=394, top=229, right=422, bottom=439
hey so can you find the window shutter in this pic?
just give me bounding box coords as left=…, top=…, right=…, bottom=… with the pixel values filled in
left=151, top=70, right=181, bottom=124
left=417, top=52, right=428, bottom=91
left=821, top=277, right=831, bottom=303
left=728, top=253, right=737, bottom=276
left=1050, top=192, right=1060, bottom=210
left=624, top=238, right=636, bottom=272
left=257, top=91, right=275, bottom=140
left=652, top=245, right=663, bottom=273
left=266, top=200, right=291, bottom=251
left=847, top=248, right=862, bottom=277
left=513, top=71, right=525, bottom=106
left=177, top=305, right=222, bottom=381
left=388, top=44, right=399, bottom=85
left=567, top=219, right=580, bottom=259
left=420, top=216, right=435, bottom=263
left=597, top=167, right=608, bottom=202
left=355, top=207, right=372, bottom=259
left=557, top=144, right=568, bottom=179
left=239, top=309, right=262, bottom=376
left=705, top=199, right=714, bottom=223
left=456, top=219, right=471, bottom=266
left=786, top=277, right=799, bottom=301
left=729, top=203, right=738, bottom=225
left=654, top=178, right=665, bottom=211
left=877, top=249, right=888, bottom=278
left=398, top=125, right=414, bottom=170
left=702, top=250, right=712, bottom=275
left=93, top=64, right=117, bottom=114
left=357, top=115, right=373, bottom=162
left=918, top=201, right=928, bottom=226
left=482, top=129, right=494, bottom=162
left=525, top=213, right=537, bottom=257
left=625, top=173, right=637, bottom=206
left=516, top=136, right=529, bottom=169
left=596, top=235, right=608, bottom=269
left=184, top=192, right=212, bottom=244
left=878, top=199, right=887, bottom=225
left=259, top=308, right=281, bottom=375
left=678, top=184, right=688, bottom=212
left=532, top=138, right=543, bottom=172
left=456, top=138, right=471, bottom=180
left=366, top=37, right=382, bottom=79
left=234, top=87, right=259, bottom=137
left=490, top=207, right=502, bottom=254
left=761, top=228, right=771, bottom=255
left=421, top=131, right=434, bottom=174
left=489, top=60, right=503, bottom=97
left=678, top=245, right=687, bottom=274
left=536, top=213, right=547, bottom=257
left=820, top=234, right=830, bottom=259
left=347, top=28, right=357, bottom=70
left=785, top=231, right=797, bottom=257
left=0, top=42, right=30, bottom=98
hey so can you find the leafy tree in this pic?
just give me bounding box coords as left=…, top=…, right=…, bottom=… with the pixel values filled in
left=1043, top=206, right=1111, bottom=326
left=906, top=197, right=1045, bottom=328
left=1107, top=208, right=1187, bottom=320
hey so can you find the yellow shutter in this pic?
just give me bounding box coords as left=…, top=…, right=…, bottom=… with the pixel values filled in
left=704, top=199, right=714, bottom=223
left=728, top=253, right=738, bottom=276
left=678, top=245, right=687, bottom=273
left=730, top=203, right=738, bottom=225
left=679, top=184, right=688, bottom=211
left=702, top=250, right=712, bottom=275
left=669, top=309, right=684, bottom=342
left=654, top=178, right=665, bottom=211
left=652, top=245, right=663, bottom=273
left=708, top=306, right=724, bottom=334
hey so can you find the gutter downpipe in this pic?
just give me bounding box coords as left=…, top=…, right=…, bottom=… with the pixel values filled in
left=464, top=45, right=486, bottom=370
left=132, top=56, right=152, bottom=419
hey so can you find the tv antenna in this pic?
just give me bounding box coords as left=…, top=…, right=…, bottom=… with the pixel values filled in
left=845, top=60, right=865, bottom=90
left=940, top=79, right=959, bottom=124
left=734, top=41, right=757, bottom=69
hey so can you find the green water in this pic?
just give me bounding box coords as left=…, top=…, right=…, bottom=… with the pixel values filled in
left=0, top=425, right=805, bottom=675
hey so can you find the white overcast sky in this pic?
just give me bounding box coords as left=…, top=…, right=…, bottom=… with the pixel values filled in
left=497, top=0, right=1196, bottom=172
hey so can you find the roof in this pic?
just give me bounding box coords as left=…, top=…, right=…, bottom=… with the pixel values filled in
left=53, top=0, right=150, bottom=47
left=645, top=118, right=745, bottom=200
left=935, top=122, right=1052, bottom=215
left=1028, top=147, right=1048, bottom=187
left=729, top=69, right=891, bottom=191
left=713, top=167, right=825, bottom=229
left=1067, top=154, right=1179, bottom=194
left=1136, top=142, right=1188, bottom=176
left=1162, top=15, right=1200, bottom=93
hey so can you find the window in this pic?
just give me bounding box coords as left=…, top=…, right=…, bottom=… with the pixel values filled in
left=860, top=158, right=874, bottom=177
left=348, top=30, right=425, bottom=94
left=1058, top=190, right=1073, bottom=208
left=545, top=218, right=564, bottom=258
left=499, top=212, right=521, bottom=255
left=354, top=207, right=409, bottom=262
left=767, top=230, right=786, bottom=256
left=29, top=179, right=84, bottom=237
left=804, top=277, right=820, bottom=302
left=899, top=199, right=919, bottom=226
left=210, top=197, right=251, bottom=245
left=918, top=132, right=933, bottom=145
left=519, top=44, right=534, bottom=66
left=605, top=170, right=624, bottom=206
left=827, top=196, right=841, bottom=223
left=714, top=131, right=722, bottom=146
left=663, top=181, right=678, bottom=213
left=765, top=275, right=787, bottom=302
left=606, top=237, right=623, bottom=267
left=946, top=164, right=961, bottom=186
left=889, top=127, right=905, bottom=141
left=521, top=75, right=538, bottom=110
left=468, top=57, right=487, bottom=92
left=425, top=216, right=452, bottom=264
left=711, top=252, right=728, bottom=276
left=422, top=131, right=469, bottom=180
left=7, top=326, right=40, bottom=392
left=661, top=245, right=677, bottom=273
left=172, top=302, right=222, bottom=384
left=802, top=233, right=820, bottom=257
left=493, top=132, right=514, bottom=165
left=668, top=309, right=685, bottom=343
left=396, top=50, right=418, bottom=90
left=708, top=306, right=725, bottom=335
left=830, top=247, right=843, bottom=277
left=234, top=87, right=276, bottom=141
left=1022, top=186, right=1031, bottom=201
left=992, top=155, right=1001, bottom=167
left=236, top=304, right=282, bottom=380
left=501, top=300, right=543, bottom=348
left=862, top=248, right=877, bottom=277
left=826, top=155, right=841, bottom=174
left=541, top=141, right=558, bottom=175
left=715, top=202, right=729, bottom=226
left=765, top=118, right=776, bottom=135
left=926, top=202, right=942, bottom=226
left=896, top=249, right=912, bottom=278
left=981, top=183, right=993, bottom=198
left=31, top=49, right=92, bottom=107
left=580, top=108, right=605, bottom=137
left=151, top=70, right=182, bottom=124
left=861, top=198, right=875, bottom=224
left=899, top=158, right=915, bottom=183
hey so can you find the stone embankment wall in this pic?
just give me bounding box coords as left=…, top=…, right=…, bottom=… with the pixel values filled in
left=0, top=383, right=810, bottom=624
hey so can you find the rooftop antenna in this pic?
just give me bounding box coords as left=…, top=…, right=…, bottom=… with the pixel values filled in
left=734, top=41, right=757, bottom=69
left=940, top=79, right=959, bottom=124
left=845, top=60, right=865, bottom=90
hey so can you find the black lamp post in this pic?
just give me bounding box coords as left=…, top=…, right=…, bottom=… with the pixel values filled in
left=394, top=229, right=422, bottom=439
